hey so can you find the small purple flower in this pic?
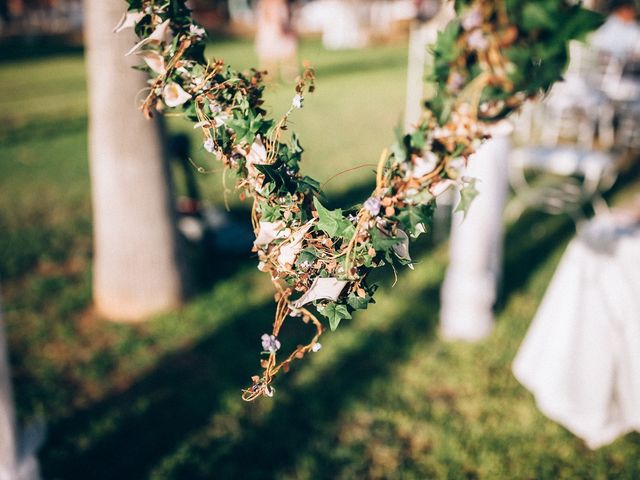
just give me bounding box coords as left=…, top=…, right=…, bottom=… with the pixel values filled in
left=261, top=334, right=281, bottom=353
left=462, top=7, right=483, bottom=31
left=447, top=71, right=465, bottom=93
left=467, top=30, right=489, bottom=51
left=363, top=197, right=381, bottom=216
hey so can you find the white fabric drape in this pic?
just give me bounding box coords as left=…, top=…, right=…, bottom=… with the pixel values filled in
left=513, top=213, right=640, bottom=449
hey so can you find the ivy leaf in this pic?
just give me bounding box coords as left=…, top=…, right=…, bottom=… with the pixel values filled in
left=296, top=249, right=317, bottom=267
left=259, top=201, right=281, bottom=222
left=522, top=2, right=558, bottom=31
left=255, top=164, right=296, bottom=195
left=454, top=178, right=479, bottom=219
left=298, top=176, right=321, bottom=195
left=369, top=227, right=402, bottom=252
left=313, top=197, right=355, bottom=240
left=397, top=203, right=433, bottom=238
left=320, top=302, right=352, bottom=331
left=347, top=292, right=371, bottom=311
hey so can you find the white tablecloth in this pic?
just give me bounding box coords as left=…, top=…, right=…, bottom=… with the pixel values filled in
left=513, top=212, right=640, bottom=449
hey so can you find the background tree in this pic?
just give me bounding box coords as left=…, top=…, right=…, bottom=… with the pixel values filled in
left=84, top=0, right=184, bottom=321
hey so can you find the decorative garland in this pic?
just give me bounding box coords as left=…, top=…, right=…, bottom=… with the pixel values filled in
left=117, top=0, right=600, bottom=400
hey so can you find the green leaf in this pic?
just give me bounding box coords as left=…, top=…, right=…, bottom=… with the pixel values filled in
left=259, top=201, right=281, bottom=222
left=313, top=197, right=356, bottom=240
left=522, top=2, right=558, bottom=31
left=454, top=179, right=479, bottom=219
left=320, top=302, right=352, bottom=331
left=369, top=227, right=402, bottom=252
left=298, top=176, right=321, bottom=195
left=397, top=203, right=433, bottom=238
left=255, top=164, right=296, bottom=195
left=347, top=292, right=371, bottom=311
left=296, top=249, right=317, bottom=267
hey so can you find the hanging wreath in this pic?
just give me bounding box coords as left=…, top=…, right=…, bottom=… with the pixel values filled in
left=116, top=0, right=600, bottom=400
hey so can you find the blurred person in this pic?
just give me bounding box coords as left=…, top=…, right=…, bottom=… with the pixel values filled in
left=255, top=0, right=298, bottom=81
left=591, top=0, right=640, bottom=59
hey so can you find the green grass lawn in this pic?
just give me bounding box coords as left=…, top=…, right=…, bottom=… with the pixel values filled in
left=1, top=38, right=639, bottom=479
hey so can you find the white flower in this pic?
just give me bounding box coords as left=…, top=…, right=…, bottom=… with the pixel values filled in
left=189, top=24, right=207, bottom=38
left=311, top=343, right=322, bottom=353
left=254, top=221, right=290, bottom=246
left=429, top=179, right=456, bottom=197
left=113, top=10, right=144, bottom=33
left=448, top=157, right=466, bottom=171
left=293, top=277, right=349, bottom=308
left=126, top=19, right=173, bottom=56
left=411, top=152, right=438, bottom=178
left=247, top=136, right=267, bottom=165
left=213, top=111, right=229, bottom=128
left=277, top=219, right=315, bottom=269
left=363, top=197, right=381, bottom=216
left=163, top=82, right=191, bottom=107
left=261, top=334, right=281, bottom=353
left=467, top=29, right=489, bottom=51
left=203, top=137, right=216, bottom=153
left=292, top=94, right=304, bottom=109
left=462, top=6, right=483, bottom=31
left=140, top=50, right=166, bottom=75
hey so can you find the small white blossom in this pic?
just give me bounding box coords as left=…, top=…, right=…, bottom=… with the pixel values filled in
left=113, top=10, right=145, bottom=33
left=411, top=152, right=438, bottom=178
left=126, top=19, right=173, bottom=56
left=140, top=51, right=166, bottom=75
left=189, top=24, right=206, bottom=38
left=462, top=6, right=483, bottom=31
left=261, top=334, right=281, bottom=353
left=204, top=137, right=216, bottom=153
left=292, top=94, right=304, bottom=109
left=467, top=29, right=489, bottom=51
left=311, top=343, right=322, bottom=353
left=213, top=112, right=229, bottom=127
left=163, top=82, right=191, bottom=107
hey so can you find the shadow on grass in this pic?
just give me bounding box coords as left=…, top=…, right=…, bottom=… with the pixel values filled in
left=0, top=35, right=83, bottom=62
left=42, top=277, right=441, bottom=480
left=41, top=176, right=581, bottom=479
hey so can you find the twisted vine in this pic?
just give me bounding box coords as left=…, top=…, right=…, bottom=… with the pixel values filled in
left=117, top=0, right=600, bottom=400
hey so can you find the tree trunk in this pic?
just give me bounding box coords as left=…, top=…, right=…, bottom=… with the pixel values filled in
left=84, top=0, right=184, bottom=321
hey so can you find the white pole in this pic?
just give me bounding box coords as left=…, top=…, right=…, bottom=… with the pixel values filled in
left=403, top=3, right=455, bottom=131
left=0, top=290, right=18, bottom=480
left=440, top=122, right=513, bottom=341
left=0, top=291, right=40, bottom=480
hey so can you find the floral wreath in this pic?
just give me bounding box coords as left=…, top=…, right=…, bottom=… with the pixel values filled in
left=116, top=0, right=600, bottom=400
